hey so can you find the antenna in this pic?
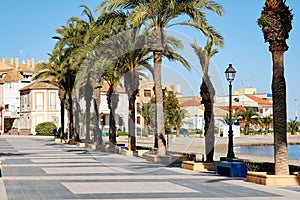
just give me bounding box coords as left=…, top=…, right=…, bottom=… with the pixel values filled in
left=295, top=98, right=298, bottom=120
left=18, top=49, right=24, bottom=62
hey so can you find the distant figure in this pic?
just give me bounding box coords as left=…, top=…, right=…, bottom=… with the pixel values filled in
left=103, top=129, right=107, bottom=137
left=53, top=128, right=57, bottom=140
left=183, top=130, right=187, bottom=137
left=64, top=129, right=68, bottom=139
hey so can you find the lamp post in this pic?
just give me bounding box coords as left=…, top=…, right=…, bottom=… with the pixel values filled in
left=195, top=114, right=198, bottom=131
left=225, top=64, right=236, bottom=160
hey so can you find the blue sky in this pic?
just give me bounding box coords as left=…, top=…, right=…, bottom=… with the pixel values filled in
left=0, top=0, right=299, bottom=119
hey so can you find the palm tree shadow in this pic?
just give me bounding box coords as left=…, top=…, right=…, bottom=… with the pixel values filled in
left=0, top=152, right=31, bottom=157
left=206, top=177, right=245, bottom=183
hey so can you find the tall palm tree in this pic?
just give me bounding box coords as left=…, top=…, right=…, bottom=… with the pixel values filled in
left=101, top=63, right=125, bottom=145
left=51, top=15, right=91, bottom=140
left=98, top=0, right=224, bottom=156
left=258, top=0, right=293, bottom=175
left=107, top=26, right=152, bottom=151
left=191, top=35, right=223, bottom=162
left=235, top=107, right=258, bottom=135
left=259, top=115, right=273, bottom=135
left=33, top=53, right=68, bottom=139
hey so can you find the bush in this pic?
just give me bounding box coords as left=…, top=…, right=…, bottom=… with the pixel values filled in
left=35, top=122, right=57, bottom=136
left=117, top=132, right=128, bottom=137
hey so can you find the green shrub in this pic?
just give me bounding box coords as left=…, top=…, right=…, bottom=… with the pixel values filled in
left=117, top=132, right=128, bottom=137
left=35, top=122, right=57, bottom=136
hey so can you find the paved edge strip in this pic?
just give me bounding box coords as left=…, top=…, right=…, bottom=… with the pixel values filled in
left=0, top=179, right=8, bottom=200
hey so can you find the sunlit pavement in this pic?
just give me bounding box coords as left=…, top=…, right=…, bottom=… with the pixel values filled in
left=0, top=135, right=299, bottom=199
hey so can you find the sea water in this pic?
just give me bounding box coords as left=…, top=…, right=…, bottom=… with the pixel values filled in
left=234, top=145, right=300, bottom=160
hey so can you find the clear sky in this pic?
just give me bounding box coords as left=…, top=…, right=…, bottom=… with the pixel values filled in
left=0, top=0, right=299, bottom=119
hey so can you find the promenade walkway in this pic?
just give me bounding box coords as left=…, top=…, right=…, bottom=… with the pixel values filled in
left=0, top=135, right=299, bottom=199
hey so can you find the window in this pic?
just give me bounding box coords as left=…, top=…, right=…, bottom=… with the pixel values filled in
left=137, top=116, right=141, bottom=124
left=35, top=93, right=44, bottom=110
left=144, top=89, right=151, bottom=97
left=50, top=92, right=56, bottom=110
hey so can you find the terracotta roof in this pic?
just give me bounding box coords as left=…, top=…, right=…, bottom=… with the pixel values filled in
left=0, top=69, right=23, bottom=83
left=100, top=81, right=125, bottom=93
left=217, top=105, right=245, bottom=113
left=18, top=64, right=34, bottom=73
left=19, top=81, right=58, bottom=91
left=180, top=99, right=201, bottom=107
left=246, top=95, right=272, bottom=107
left=0, top=62, right=13, bottom=72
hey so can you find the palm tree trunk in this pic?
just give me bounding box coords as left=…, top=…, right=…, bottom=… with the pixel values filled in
left=176, top=126, right=180, bottom=137
left=66, top=95, right=73, bottom=140
left=144, top=123, right=149, bottom=137
left=245, top=125, right=249, bottom=135
left=272, top=50, right=289, bottom=175
left=265, top=127, right=269, bottom=135
left=128, top=95, right=137, bottom=151
left=93, top=87, right=102, bottom=145
left=107, top=88, right=117, bottom=145
left=85, top=77, right=93, bottom=143
left=201, top=76, right=215, bottom=162
left=85, top=97, right=91, bottom=143
left=74, top=100, right=80, bottom=141
left=58, top=89, right=65, bottom=139
left=125, top=70, right=139, bottom=151
left=153, top=50, right=166, bottom=156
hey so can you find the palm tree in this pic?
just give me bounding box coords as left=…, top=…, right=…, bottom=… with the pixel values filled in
left=191, top=35, right=223, bottom=162
left=258, top=0, right=293, bottom=175
left=173, top=109, right=186, bottom=137
left=287, top=119, right=299, bottom=135
left=51, top=14, right=92, bottom=140
left=259, top=116, right=273, bottom=135
left=236, top=107, right=258, bottom=135
left=138, top=102, right=156, bottom=137
left=107, top=26, right=152, bottom=151
left=98, top=0, right=224, bottom=156
left=33, top=53, right=68, bottom=139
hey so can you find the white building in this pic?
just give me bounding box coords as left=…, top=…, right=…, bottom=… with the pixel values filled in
left=19, top=82, right=60, bottom=134
left=0, top=57, right=35, bottom=134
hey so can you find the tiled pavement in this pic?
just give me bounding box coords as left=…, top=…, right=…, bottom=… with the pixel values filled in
left=0, top=136, right=299, bottom=200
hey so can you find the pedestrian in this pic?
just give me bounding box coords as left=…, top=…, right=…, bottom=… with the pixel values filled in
left=64, top=129, right=68, bottom=139
left=52, top=128, right=57, bottom=140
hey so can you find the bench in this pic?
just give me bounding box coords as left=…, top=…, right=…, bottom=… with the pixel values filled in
left=216, top=161, right=247, bottom=177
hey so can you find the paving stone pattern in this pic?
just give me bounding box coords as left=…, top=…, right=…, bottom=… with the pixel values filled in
left=0, top=136, right=299, bottom=199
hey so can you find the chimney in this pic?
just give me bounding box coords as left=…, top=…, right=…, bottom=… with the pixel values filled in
left=10, top=57, right=13, bottom=65
left=15, top=57, right=19, bottom=69
left=27, top=58, right=31, bottom=68
left=31, top=57, right=35, bottom=68
left=2, top=57, right=5, bottom=63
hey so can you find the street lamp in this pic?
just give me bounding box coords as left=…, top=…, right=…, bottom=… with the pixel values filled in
left=225, top=64, right=236, bottom=160
left=195, top=114, right=198, bottom=131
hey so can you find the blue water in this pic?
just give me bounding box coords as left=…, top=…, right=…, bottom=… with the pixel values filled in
left=234, top=145, right=300, bottom=160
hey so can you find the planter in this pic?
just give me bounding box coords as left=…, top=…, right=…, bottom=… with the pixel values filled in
left=181, top=161, right=216, bottom=172
left=144, top=152, right=182, bottom=163
left=247, top=171, right=300, bottom=186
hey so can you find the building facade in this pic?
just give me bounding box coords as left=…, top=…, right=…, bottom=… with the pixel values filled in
left=19, top=82, right=60, bottom=134
left=0, top=57, right=35, bottom=134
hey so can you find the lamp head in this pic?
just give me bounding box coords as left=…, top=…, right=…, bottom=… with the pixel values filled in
left=225, top=64, right=236, bottom=82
